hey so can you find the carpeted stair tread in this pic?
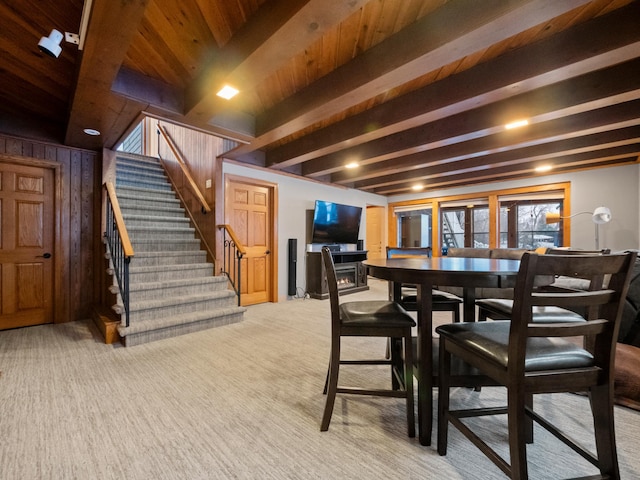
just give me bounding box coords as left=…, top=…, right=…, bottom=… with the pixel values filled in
left=123, top=214, right=191, bottom=225
left=128, top=275, right=226, bottom=292
left=127, top=226, right=196, bottom=238
left=128, top=290, right=236, bottom=311
left=116, top=185, right=178, bottom=199
left=117, top=305, right=246, bottom=337
left=120, top=205, right=185, bottom=216
left=116, top=179, right=173, bottom=191
left=129, top=262, right=213, bottom=274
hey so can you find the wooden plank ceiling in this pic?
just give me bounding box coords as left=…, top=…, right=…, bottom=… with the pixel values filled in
left=1, top=0, right=639, bottom=195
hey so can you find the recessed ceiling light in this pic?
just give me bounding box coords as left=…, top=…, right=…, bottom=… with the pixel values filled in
left=535, top=165, right=553, bottom=172
left=345, top=161, right=359, bottom=169
left=83, top=128, right=100, bottom=136
left=411, top=184, right=424, bottom=191
left=217, top=85, right=239, bottom=100
left=505, top=119, right=529, bottom=130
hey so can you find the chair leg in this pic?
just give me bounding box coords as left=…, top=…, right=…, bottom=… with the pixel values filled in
left=390, top=337, right=403, bottom=390
left=524, top=393, right=534, bottom=444
left=322, top=349, right=332, bottom=394
left=590, top=384, right=620, bottom=479
left=507, top=388, right=529, bottom=480
left=453, top=304, right=461, bottom=323
left=321, top=338, right=341, bottom=431
left=437, top=339, right=451, bottom=455
left=403, top=331, right=416, bottom=438
left=478, top=307, right=487, bottom=322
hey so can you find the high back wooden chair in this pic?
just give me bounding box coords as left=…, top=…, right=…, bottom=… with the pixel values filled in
left=476, top=248, right=611, bottom=323
left=436, top=251, right=636, bottom=479
left=320, top=246, right=416, bottom=437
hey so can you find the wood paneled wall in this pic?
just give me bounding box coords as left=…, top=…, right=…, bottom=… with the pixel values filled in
left=0, top=133, right=101, bottom=324
left=143, top=118, right=222, bottom=266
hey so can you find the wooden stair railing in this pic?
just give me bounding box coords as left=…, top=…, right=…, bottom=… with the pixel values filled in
left=104, top=182, right=134, bottom=327
left=157, top=123, right=211, bottom=214
left=218, top=224, right=246, bottom=306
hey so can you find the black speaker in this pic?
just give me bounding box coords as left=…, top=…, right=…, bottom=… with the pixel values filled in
left=288, top=238, right=297, bottom=296
left=357, top=239, right=364, bottom=251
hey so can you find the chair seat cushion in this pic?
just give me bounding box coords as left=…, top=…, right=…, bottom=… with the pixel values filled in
left=436, top=321, right=594, bottom=371
left=340, top=301, right=416, bottom=328
left=477, top=298, right=586, bottom=323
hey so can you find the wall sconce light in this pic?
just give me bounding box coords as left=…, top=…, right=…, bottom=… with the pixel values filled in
left=38, top=29, right=64, bottom=58
left=545, top=206, right=612, bottom=249
left=38, top=29, right=80, bottom=58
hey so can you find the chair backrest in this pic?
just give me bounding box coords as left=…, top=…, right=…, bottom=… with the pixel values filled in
left=509, top=252, right=636, bottom=376
left=546, top=248, right=612, bottom=291
left=546, top=248, right=611, bottom=255
left=446, top=247, right=491, bottom=258
left=386, top=246, right=432, bottom=259
left=322, top=246, right=342, bottom=330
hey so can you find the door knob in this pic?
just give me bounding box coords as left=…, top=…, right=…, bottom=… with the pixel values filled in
left=37, top=253, right=52, bottom=259
left=265, top=250, right=271, bottom=255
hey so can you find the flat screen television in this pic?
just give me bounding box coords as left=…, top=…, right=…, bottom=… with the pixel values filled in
left=311, top=200, right=362, bottom=245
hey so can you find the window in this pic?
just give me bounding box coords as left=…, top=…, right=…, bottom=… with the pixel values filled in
left=499, top=199, right=562, bottom=249
left=389, top=184, right=569, bottom=254
left=441, top=200, right=489, bottom=248
left=395, top=206, right=433, bottom=248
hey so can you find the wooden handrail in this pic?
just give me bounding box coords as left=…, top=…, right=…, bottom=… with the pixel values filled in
left=105, top=182, right=134, bottom=258
left=218, top=224, right=247, bottom=255
left=157, top=123, right=211, bottom=213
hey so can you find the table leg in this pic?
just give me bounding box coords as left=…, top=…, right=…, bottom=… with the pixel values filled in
left=417, top=282, right=433, bottom=446
left=462, top=287, right=476, bottom=323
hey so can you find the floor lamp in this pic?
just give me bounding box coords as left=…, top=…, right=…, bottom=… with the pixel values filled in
left=545, top=206, right=612, bottom=250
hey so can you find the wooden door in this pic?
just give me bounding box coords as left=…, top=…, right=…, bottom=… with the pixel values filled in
left=0, top=162, right=54, bottom=330
left=225, top=178, right=274, bottom=305
left=366, top=205, right=384, bottom=259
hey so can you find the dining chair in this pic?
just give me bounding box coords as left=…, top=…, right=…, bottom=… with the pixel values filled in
left=320, top=246, right=416, bottom=437
left=436, top=251, right=636, bottom=479
left=476, top=248, right=611, bottom=323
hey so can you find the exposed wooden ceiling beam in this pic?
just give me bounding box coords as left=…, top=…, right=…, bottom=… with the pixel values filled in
left=373, top=154, right=640, bottom=195
left=65, top=0, right=150, bottom=148
left=356, top=126, right=640, bottom=192
left=349, top=100, right=640, bottom=190
left=261, top=2, right=640, bottom=169
left=227, top=0, right=591, bottom=157
left=319, top=59, right=640, bottom=181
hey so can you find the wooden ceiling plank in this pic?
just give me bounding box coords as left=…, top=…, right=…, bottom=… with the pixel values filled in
left=239, top=0, right=591, bottom=153
left=65, top=0, right=151, bottom=147
left=184, top=0, right=368, bottom=122
left=259, top=2, right=640, bottom=168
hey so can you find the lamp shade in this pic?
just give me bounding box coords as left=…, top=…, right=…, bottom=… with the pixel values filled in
left=545, top=212, right=561, bottom=224
left=592, top=206, right=612, bottom=224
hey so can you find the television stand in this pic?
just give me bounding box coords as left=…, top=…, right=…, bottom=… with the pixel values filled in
left=306, top=250, right=368, bottom=299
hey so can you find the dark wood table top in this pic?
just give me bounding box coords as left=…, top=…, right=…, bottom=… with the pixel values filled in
left=364, top=256, right=521, bottom=287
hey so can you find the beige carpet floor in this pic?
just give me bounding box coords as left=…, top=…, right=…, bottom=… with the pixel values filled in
left=0, top=279, right=639, bottom=479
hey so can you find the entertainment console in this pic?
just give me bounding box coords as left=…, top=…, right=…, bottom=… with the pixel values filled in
left=306, top=250, right=369, bottom=299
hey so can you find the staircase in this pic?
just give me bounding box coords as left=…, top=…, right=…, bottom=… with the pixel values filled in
left=107, top=152, right=246, bottom=346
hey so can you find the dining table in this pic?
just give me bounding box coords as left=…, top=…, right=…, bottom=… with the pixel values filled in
left=363, top=255, right=522, bottom=446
